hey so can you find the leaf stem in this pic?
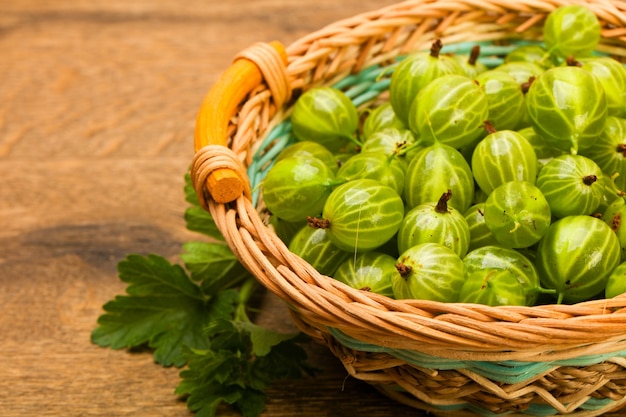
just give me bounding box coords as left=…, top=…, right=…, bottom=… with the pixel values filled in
left=236, top=277, right=259, bottom=322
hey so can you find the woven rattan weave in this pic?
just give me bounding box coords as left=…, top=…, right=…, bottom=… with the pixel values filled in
left=191, top=1, right=626, bottom=415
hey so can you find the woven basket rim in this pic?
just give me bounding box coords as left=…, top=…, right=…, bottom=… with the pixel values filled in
left=192, top=0, right=626, bottom=362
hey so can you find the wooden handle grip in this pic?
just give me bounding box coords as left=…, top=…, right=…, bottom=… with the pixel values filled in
left=194, top=40, right=288, bottom=203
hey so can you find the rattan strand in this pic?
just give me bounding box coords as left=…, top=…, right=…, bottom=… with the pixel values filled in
left=192, top=0, right=626, bottom=415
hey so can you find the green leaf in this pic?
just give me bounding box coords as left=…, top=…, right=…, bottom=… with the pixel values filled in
left=91, top=255, right=239, bottom=367
left=233, top=321, right=300, bottom=357
left=176, top=319, right=314, bottom=417
left=181, top=241, right=250, bottom=294
left=236, top=389, right=267, bottom=417
left=120, top=254, right=204, bottom=300
left=185, top=206, right=224, bottom=240
left=184, top=172, right=201, bottom=206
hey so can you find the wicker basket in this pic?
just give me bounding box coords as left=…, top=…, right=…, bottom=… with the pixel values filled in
left=190, top=1, right=626, bottom=415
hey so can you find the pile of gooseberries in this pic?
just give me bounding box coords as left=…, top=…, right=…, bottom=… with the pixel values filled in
left=261, top=5, right=626, bottom=306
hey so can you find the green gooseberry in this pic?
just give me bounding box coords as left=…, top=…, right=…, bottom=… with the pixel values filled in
left=605, top=261, right=626, bottom=298
left=290, top=86, right=359, bottom=153
left=362, top=102, right=406, bottom=140
left=494, top=61, right=545, bottom=85
left=517, top=126, right=565, bottom=170
left=315, top=179, right=404, bottom=253
left=360, top=127, right=420, bottom=161
left=276, top=140, right=339, bottom=174
left=536, top=154, right=604, bottom=218
left=543, top=5, right=601, bottom=60
left=269, top=217, right=306, bottom=247
left=581, top=116, right=626, bottom=193
left=602, top=197, right=626, bottom=262
left=453, top=45, right=488, bottom=79
left=484, top=181, right=551, bottom=249
left=288, top=226, right=350, bottom=276
left=333, top=251, right=399, bottom=297
left=389, top=39, right=464, bottom=126
left=397, top=190, right=471, bottom=257
left=393, top=243, right=466, bottom=302
left=336, top=151, right=405, bottom=194
left=403, top=141, right=475, bottom=213
left=463, top=203, right=499, bottom=252
left=471, top=127, right=538, bottom=195
left=474, top=70, right=525, bottom=131
left=262, top=156, right=338, bottom=222
left=576, top=57, right=626, bottom=117
left=409, top=74, right=489, bottom=149
left=525, top=66, right=607, bottom=155
left=505, top=44, right=557, bottom=69
left=536, top=215, right=621, bottom=304
left=463, top=245, right=545, bottom=306
left=458, top=268, right=527, bottom=306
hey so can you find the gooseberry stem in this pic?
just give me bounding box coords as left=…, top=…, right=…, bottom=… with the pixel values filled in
left=430, top=39, right=443, bottom=58
left=617, top=143, right=626, bottom=157
left=468, top=45, right=480, bottom=66
left=395, top=140, right=421, bottom=158
left=521, top=76, right=536, bottom=94
left=435, top=189, right=452, bottom=214
left=483, top=120, right=497, bottom=134
left=583, top=175, right=598, bottom=186
left=395, top=263, right=412, bottom=277
left=533, top=286, right=558, bottom=296
left=566, top=55, right=582, bottom=67
left=307, top=216, right=330, bottom=229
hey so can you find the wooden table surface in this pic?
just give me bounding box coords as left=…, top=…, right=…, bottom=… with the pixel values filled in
left=0, top=1, right=429, bottom=416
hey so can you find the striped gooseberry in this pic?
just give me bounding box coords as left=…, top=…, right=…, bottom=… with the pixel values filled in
left=453, top=45, right=487, bottom=79
left=536, top=215, right=621, bottom=304
left=397, top=190, right=471, bottom=257
left=543, top=5, right=601, bottom=60
left=269, top=216, right=306, bottom=247
left=389, top=39, right=463, bottom=126
left=408, top=73, right=489, bottom=149
left=290, top=86, right=359, bottom=152
left=504, top=44, right=557, bottom=69
left=463, top=203, right=498, bottom=252
left=462, top=245, right=545, bottom=306
left=362, top=102, right=406, bottom=140
left=404, top=141, right=474, bottom=213
left=575, top=57, right=626, bottom=117
left=536, top=154, right=604, bottom=218
left=525, top=66, right=607, bottom=155
left=601, top=197, right=626, bottom=262
left=276, top=140, right=339, bottom=174
left=494, top=61, right=545, bottom=85
left=484, top=181, right=551, bottom=249
left=474, top=70, right=526, bottom=131
left=392, top=243, right=466, bottom=302
left=360, top=127, right=419, bottom=161
left=262, top=156, right=339, bottom=222
left=288, top=226, right=350, bottom=276
left=581, top=116, right=626, bottom=192
left=336, top=152, right=406, bottom=194
left=471, top=125, right=538, bottom=195
left=312, top=179, right=404, bottom=253
left=517, top=126, right=565, bottom=170
left=458, top=268, right=527, bottom=306
left=605, top=261, right=626, bottom=298
left=333, top=252, right=399, bottom=297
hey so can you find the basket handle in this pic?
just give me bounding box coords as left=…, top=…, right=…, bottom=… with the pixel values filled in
left=193, top=41, right=289, bottom=204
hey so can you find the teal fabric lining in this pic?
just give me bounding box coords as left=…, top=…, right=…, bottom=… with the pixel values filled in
left=329, top=326, right=626, bottom=385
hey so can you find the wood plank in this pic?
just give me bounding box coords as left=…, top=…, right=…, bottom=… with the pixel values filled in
left=0, top=0, right=422, bottom=415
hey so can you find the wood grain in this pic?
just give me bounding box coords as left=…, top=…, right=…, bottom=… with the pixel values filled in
left=0, top=1, right=423, bottom=416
